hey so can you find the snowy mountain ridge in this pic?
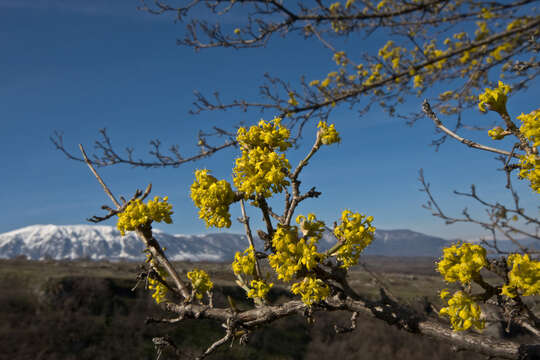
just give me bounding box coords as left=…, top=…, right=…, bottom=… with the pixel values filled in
left=0, top=224, right=250, bottom=261
left=1, top=224, right=536, bottom=261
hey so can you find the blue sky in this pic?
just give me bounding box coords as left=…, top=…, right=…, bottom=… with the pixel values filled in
left=1, top=0, right=538, bottom=240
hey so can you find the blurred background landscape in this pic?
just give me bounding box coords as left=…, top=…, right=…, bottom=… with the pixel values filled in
left=1, top=225, right=538, bottom=359
left=2, top=255, right=538, bottom=360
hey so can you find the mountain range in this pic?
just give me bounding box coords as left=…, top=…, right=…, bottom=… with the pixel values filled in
left=0, top=224, right=537, bottom=261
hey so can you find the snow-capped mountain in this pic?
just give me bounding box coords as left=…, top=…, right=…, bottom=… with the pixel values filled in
left=0, top=224, right=252, bottom=261
left=317, top=228, right=450, bottom=257
left=2, top=224, right=534, bottom=261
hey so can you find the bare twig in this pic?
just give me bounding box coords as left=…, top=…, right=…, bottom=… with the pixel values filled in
left=238, top=199, right=263, bottom=281
left=79, top=144, right=121, bottom=208
left=421, top=101, right=519, bottom=159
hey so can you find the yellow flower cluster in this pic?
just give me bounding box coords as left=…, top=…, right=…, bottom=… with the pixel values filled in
left=479, top=7, right=496, bottom=20
left=518, top=154, right=540, bottom=194
left=506, top=17, right=527, bottom=31
left=317, top=121, right=341, bottom=145
left=297, top=213, right=325, bottom=238
left=117, top=196, right=173, bottom=236
left=333, top=51, right=348, bottom=66
left=329, top=2, right=340, bottom=12
left=291, top=276, right=330, bottom=306
left=501, top=254, right=540, bottom=298
left=518, top=109, right=540, bottom=147
left=437, top=242, right=487, bottom=284
left=487, top=126, right=506, bottom=140
left=378, top=40, right=406, bottom=70
left=287, top=92, right=299, bottom=107
left=490, top=42, right=514, bottom=62
left=423, top=42, right=447, bottom=72
left=376, top=0, right=387, bottom=11
left=474, top=21, right=490, bottom=41
left=190, top=169, right=235, bottom=228
left=413, top=74, right=423, bottom=89
left=478, top=81, right=511, bottom=115
left=247, top=279, right=274, bottom=300
left=187, top=268, right=214, bottom=300
left=333, top=210, right=375, bottom=268
left=439, top=290, right=485, bottom=331
left=233, top=118, right=292, bottom=198
left=232, top=246, right=256, bottom=276
left=148, top=265, right=168, bottom=304
left=517, top=110, right=540, bottom=193
left=362, top=63, right=384, bottom=87
left=237, top=117, right=291, bottom=151
left=269, top=216, right=324, bottom=282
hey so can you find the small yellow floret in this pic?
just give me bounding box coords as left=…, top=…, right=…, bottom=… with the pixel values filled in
left=117, top=196, right=173, bottom=236
left=439, top=290, right=485, bottom=331
left=291, top=276, right=330, bottom=305
left=478, top=81, right=510, bottom=114
left=233, top=118, right=292, bottom=198
left=487, top=126, right=506, bottom=140
left=147, top=264, right=169, bottom=304
left=288, top=92, right=299, bottom=106
left=518, top=109, right=540, bottom=147
left=269, top=218, right=325, bottom=282
left=413, top=75, right=423, bottom=88
left=190, top=169, right=235, bottom=228
left=518, top=154, right=540, bottom=193
left=437, top=242, right=487, bottom=284
left=333, top=210, right=375, bottom=268
left=232, top=246, right=256, bottom=276
left=501, top=253, right=540, bottom=297
left=329, top=2, right=341, bottom=12
left=187, top=268, right=214, bottom=300
left=247, top=279, right=273, bottom=300
left=317, top=121, right=341, bottom=145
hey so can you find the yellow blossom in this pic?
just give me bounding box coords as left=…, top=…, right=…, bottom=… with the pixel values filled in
left=478, top=81, right=511, bottom=114
left=190, top=169, right=235, bottom=228
left=232, top=246, right=256, bottom=276
left=269, top=216, right=325, bottom=282
left=333, top=210, right=375, bottom=268
left=247, top=280, right=273, bottom=300
left=487, top=126, right=506, bottom=140
left=147, top=263, right=169, bottom=304
left=437, top=242, right=487, bottom=284
left=187, top=268, right=214, bottom=300
left=501, top=254, right=540, bottom=297
left=117, top=196, right=173, bottom=236
left=234, top=118, right=292, bottom=198
left=291, top=276, right=330, bottom=305
left=518, top=109, right=540, bottom=147
left=518, top=154, right=540, bottom=193
left=439, top=291, right=485, bottom=331
left=413, top=75, right=423, bottom=88
left=317, top=121, right=341, bottom=145
left=288, top=92, right=299, bottom=106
